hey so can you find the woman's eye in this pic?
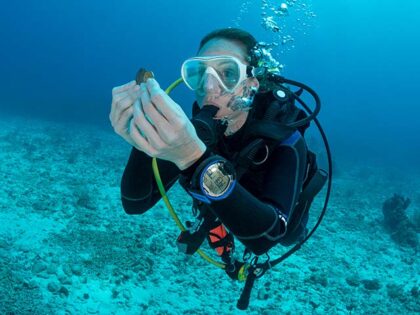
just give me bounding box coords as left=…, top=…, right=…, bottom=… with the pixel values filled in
left=222, top=70, right=235, bottom=80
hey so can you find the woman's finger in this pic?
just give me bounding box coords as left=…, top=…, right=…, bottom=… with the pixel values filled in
left=139, top=83, right=170, bottom=130
left=129, top=118, right=158, bottom=157
left=112, top=80, right=137, bottom=97
left=114, top=105, right=134, bottom=135
left=133, top=99, right=166, bottom=149
left=110, top=86, right=140, bottom=125
left=146, top=78, right=184, bottom=124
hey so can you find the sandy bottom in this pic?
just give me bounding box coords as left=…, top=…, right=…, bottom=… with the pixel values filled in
left=0, top=114, right=419, bottom=314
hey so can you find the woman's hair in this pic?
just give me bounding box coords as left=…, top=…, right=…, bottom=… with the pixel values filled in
left=198, top=28, right=259, bottom=66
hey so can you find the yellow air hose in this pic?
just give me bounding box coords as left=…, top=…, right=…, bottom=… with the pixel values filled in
left=151, top=77, right=225, bottom=269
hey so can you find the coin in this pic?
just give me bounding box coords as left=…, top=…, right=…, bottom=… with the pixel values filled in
left=136, top=68, right=155, bottom=84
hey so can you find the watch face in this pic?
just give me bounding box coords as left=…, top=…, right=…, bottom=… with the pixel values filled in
left=202, top=162, right=233, bottom=197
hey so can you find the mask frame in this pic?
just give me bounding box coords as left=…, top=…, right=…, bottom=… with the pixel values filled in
left=181, top=55, right=254, bottom=93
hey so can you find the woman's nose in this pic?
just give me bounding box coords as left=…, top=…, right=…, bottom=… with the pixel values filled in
left=198, top=73, right=221, bottom=95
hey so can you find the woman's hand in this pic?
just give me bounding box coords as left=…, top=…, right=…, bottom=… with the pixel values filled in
left=130, top=78, right=206, bottom=170
left=109, top=80, right=140, bottom=147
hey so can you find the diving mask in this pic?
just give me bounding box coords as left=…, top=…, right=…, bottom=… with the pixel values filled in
left=181, top=55, right=255, bottom=93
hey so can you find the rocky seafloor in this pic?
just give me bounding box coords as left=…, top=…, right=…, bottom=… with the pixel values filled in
left=0, top=115, right=419, bottom=314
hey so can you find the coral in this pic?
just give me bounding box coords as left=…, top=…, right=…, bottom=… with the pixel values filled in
left=387, top=283, right=402, bottom=299
left=74, top=188, right=96, bottom=210
left=413, top=208, right=420, bottom=233
left=345, top=275, right=360, bottom=287
left=305, top=271, right=329, bottom=287
left=361, top=279, right=381, bottom=291
left=382, top=194, right=418, bottom=248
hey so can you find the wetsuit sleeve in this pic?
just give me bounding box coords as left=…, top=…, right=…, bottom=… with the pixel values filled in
left=120, top=147, right=181, bottom=214
left=180, top=131, right=308, bottom=255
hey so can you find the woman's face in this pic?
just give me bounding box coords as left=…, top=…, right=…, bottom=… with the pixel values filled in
left=195, top=38, right=259, bottom=122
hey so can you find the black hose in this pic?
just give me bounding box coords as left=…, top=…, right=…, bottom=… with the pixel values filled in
left=263, top=75, right=333, bottom=267
left=268, top=74, right=321, bottom=128
left=235, top=75, right=333, bottom=310
left=270, top=113, right=333, bottom=266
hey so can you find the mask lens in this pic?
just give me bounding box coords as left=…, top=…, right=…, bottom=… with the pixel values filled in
left=182, top=59, right=208, bottom=90
left=213, top=59, right=240, bottom=90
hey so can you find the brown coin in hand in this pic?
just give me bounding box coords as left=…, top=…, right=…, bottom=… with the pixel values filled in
left=136, top=68, right=155, bottom=84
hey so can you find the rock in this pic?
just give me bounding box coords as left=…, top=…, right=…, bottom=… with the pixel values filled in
left=13, top=273, right=26, bottom=285
left=0, top=239, right=8, bottom=249
left=47, top=263, right=58, bottom=275
left=64, top=307, right=75, bottom=315
left=382, top=194, right=418, bottom=248
left=310, top=300, right=320, bottom=309
left=306, top=272, right=329, bottom=287
left=257, top=287, right=270, bottom=300
left=32, top=262, right=47, bottom=274
left=71, top=264, right=82, bottom=276
left=410, top=286, right=419, bottom=298
left=32, top=201, right=45, bottom=211
left=79, top=253, right=92, bottom=264
left=58, top=274, right=72, bottom=285
left=51, top=255, right=60, bottom=264
left=58, top=286, right=69, bottom=297
left=76, top=193, right=95, bottom=210
left=63, top=265, right=72, bottom=276
left=37, top=272, right=51, bottom=279
left=345, top=275, right=360, bottom=287
left=47, top=281, right=61, bottom=293
left=122, top=289, right=132, bottom=300
left=387, top=283, right=404, bottom=300
left=362, top=279, right=381, bottom=291
left=121, top=271, right=131, bottom=281
left=87, top=305, right=99, bottom=314
left=346, top=303, right=356, bottom=311
left=19, top=244, right=31, bottom=253
left=402, top=256, right=415, bottom=265
left=112, top=288, right=119, bottom=299
left=23, top=279, right=38, bottom=289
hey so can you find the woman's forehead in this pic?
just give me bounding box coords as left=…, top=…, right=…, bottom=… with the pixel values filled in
left=198, top=38, right=247, bottom=62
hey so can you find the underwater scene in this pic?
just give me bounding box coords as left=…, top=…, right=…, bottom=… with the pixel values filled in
left=0, top=0, right=419, bottom=314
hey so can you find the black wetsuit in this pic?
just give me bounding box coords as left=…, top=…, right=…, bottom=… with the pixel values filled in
left=120, top=98, right=308, bottom=255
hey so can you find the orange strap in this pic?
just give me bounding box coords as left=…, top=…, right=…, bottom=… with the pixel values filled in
left=209, top=224, right=232, bottom=256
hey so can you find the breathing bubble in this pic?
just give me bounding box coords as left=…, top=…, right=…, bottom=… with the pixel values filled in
left=233, top=0, right=316, bottom=60
left=280, top=3, right=288, bottom=12
left=262, top=16, right=281, bottom=32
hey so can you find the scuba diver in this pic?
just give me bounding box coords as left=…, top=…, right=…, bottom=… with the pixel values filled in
left=109, top=28, right=330, bottom=310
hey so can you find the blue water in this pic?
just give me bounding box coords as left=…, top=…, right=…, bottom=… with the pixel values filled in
left=1, top=0, right=419, bottom=167
left=0, top=1, right=419, bottom=314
